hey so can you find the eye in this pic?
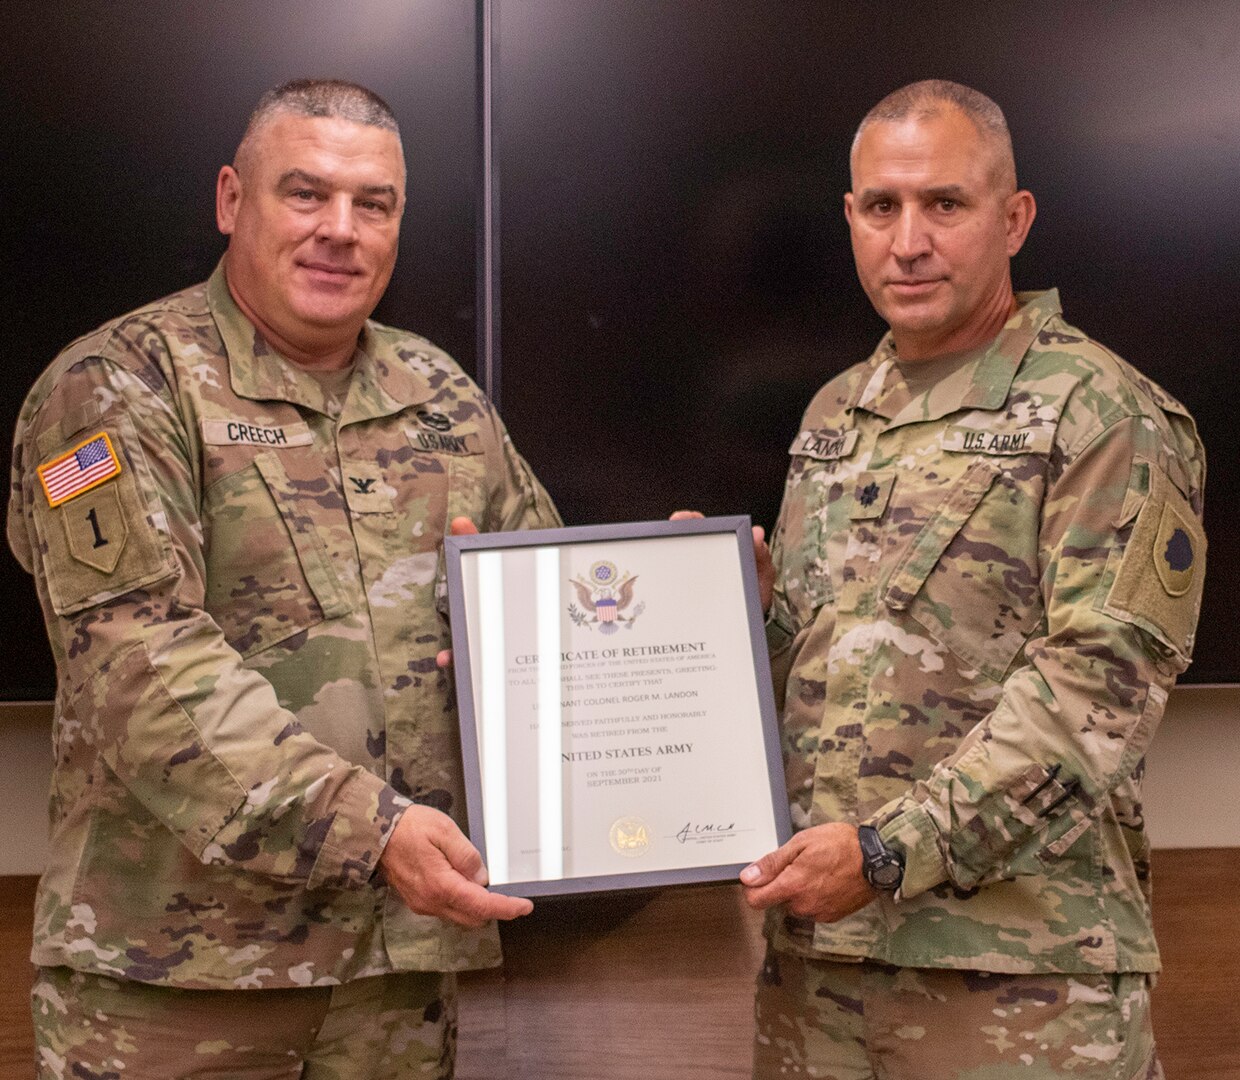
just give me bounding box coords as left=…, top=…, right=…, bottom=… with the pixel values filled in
left=290, top=189, right=321, bottom=203
left=937, top=198, right=959, bottom=212
left=869, top=198, right=895, bottom=215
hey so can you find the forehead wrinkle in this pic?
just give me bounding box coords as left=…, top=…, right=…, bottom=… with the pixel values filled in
left=274, top=169, right=399, bottom=203
left=850, top=113, right=1016, bottom=198
left=241, top=114, right=406, bottom=180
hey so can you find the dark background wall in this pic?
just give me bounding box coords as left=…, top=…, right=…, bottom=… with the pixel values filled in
left=0, top=0, right=477, bottom=698
left=3, top=0, right=1238, bottom=694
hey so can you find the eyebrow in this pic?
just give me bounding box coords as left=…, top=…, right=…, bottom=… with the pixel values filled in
left=277, top=169, right=328, bottom=190
left=923, top=184, right=970, bottom=201
left=277, top=169, right=399, bottom=202
left=358, top=183, right=400, bottom=201
left=856, top=183, right=971, bottom=203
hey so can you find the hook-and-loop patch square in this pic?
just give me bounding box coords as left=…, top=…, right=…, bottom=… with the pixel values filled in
left=1103, top=462, right=1205, bottom=662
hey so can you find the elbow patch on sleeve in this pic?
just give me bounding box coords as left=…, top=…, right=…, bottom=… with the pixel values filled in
left=86, top=645, right=246, bottom=858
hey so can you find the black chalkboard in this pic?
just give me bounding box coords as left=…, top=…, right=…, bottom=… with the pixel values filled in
left=0, top=0, right=477, bottom=698
left=3, top=1, right=1237, bottom=696
left=494, top=0, right=1240, bottom=685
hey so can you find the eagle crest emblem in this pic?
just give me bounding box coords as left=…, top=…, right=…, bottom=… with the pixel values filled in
left=568, top=560, right=644, bottom=634
left=609, top=816, right=651, bottom=857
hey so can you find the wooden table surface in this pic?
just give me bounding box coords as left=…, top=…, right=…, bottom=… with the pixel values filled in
left=3, top=849, right=1238, bottom=1079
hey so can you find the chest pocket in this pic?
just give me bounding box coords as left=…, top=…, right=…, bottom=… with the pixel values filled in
left=883, top=459, right=1044, bottom=682
left=405, top=423, right=491, bottom=616
left=202, top=450, right=350, bottom=657
left=402, top=423, right=491, bottom=524
left=776, top=453, right=841, bottom=631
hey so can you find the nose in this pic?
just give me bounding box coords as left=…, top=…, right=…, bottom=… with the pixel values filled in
left=890, top=205, right=931, bottom=264
left=315, top=194, right=358, bottom=245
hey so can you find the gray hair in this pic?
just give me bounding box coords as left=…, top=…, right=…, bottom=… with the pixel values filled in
left=234, top=79, right=400, bottom=174
left=852, top=80, right=1016, bottom=190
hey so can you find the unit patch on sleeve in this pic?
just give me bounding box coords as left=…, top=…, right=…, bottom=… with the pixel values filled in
left=37, top=432, right=121, bottom=507
left=31, top=417, right=176, bottom=614
left=1102, top=463, right=1206, bottom=662
left=1154, top=499, right=1198, bottom=598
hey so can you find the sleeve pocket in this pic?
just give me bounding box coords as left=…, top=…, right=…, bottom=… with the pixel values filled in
left=32, top=417, right=176, bottom=616
left=1101, top=463, right=1206, bottom=666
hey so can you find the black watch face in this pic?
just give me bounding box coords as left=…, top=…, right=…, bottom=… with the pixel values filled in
left=870, top=860, right=902, bottom=889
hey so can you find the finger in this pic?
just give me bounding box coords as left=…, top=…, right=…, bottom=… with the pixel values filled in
left=436, top=648, right=453, bottom=669
left=446, top=881, right=534, bottom=926
left=739, top=841, right=795, bottom=887
left=669, top=510, right=705, bottom=521
left=450, top=516, right=480, bottom=536
left=752, top=525, right=775, bottom=613
left=743, top=867, right=805, bottom=911
left=472, top=889, right=534, bottom=921
left=436, top=822, right=487, bottom=883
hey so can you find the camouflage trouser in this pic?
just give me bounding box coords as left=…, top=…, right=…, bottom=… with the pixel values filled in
left=32, top=966, right=457, bottom=1080
left=753, top=946, right=1162, bottom=1080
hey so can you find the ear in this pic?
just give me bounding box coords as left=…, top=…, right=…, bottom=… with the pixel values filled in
left=843, top=191, right=855, bottom=228
left=216, top=165, right=242, bottom=236
left=1004, top=190, right=1036, bottom=257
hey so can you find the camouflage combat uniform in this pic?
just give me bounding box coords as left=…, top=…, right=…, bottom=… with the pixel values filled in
left=759, top=291, right=1205, bottom=1074
left=7, top=262, right=561, bottom=993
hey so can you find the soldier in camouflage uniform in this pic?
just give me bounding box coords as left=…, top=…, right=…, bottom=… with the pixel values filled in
left=8, top=79, right=559, bottom=1078
left=739, top=81, right=1205, bottom=1079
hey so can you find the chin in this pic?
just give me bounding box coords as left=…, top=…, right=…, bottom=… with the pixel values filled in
left=886, top=295, right=953, bottom=326
left=293, top=297, right=369, bottom=327
left=885, top=313, right=943, bottom=338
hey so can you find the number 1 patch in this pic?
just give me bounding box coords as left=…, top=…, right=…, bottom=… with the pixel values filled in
left=64, top=484, right=128, bottom=573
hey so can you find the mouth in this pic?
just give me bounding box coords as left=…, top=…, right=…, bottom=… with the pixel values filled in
left=886, top=278, right=943, bottom=296
left=297, top=260, right=362, bottom=282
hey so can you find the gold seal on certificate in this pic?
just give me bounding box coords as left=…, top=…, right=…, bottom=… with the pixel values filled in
left=609, top=817, right=651, bottom=858
left=446, top=516, right=791, bottom=896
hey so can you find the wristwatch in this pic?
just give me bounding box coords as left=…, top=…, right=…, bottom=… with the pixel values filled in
left=857, top=825, right=904, bottom=891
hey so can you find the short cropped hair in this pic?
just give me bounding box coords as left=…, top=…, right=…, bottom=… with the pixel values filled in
left=852, top=80, right=1016, bottom=190
left=234, top=79, right=400, bottom=175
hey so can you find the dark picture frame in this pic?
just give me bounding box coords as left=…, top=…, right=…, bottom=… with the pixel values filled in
left=445, top=515, right=791, bottom=896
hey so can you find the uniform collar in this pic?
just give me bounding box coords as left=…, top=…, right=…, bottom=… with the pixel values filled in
left=207, top=259, right=434, bottom=420
left=847, top=289, right=1063, bottom=427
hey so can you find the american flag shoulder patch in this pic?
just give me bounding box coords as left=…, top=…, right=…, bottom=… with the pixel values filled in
left=37, top=432, right=122, bottom=508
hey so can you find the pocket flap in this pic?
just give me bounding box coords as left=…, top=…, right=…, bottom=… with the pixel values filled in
left=253, top=452, right=352, bottom=621
left=884, top=460, right=1000, bottom=610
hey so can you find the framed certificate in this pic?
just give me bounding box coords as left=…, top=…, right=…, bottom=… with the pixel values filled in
left=445, top=515, right=791, bottom=896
